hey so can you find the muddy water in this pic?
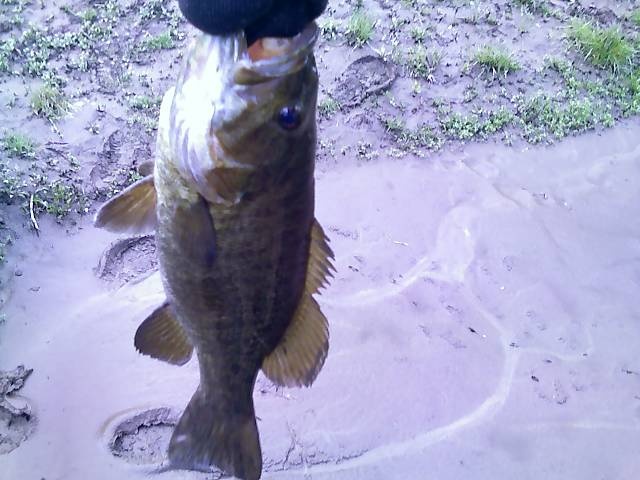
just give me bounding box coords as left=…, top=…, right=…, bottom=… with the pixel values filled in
left=1, top=122, right=640, bottom=480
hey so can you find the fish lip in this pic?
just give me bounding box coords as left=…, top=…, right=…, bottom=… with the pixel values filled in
left=233, top=21, right=319, bottom=84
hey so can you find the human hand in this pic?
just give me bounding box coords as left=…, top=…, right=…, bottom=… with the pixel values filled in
left=178, top=0, right=328, bottom=45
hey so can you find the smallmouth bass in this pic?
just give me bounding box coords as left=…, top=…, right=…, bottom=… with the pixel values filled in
left=94, top=22, right=333, bottom=480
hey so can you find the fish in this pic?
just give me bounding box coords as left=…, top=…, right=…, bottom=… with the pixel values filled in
left=93, top=21, right=333, bottom=480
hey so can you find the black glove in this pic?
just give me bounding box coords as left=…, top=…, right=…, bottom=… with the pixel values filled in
left=178, top=0, right=328, bottom=45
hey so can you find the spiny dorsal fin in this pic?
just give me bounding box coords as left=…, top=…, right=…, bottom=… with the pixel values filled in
left=262, top=219, right=334, bottom=387
left=307, top=219, right=335, bottom=293
left=94, top=175, right=157, bottom=234
left=134, top=302, right=193, bottom=366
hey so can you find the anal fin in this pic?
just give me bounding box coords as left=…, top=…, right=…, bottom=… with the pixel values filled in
left=262, top=220, right=334, bottom=387
left=94, top=175, right=157, bottom=234
left=134, top=302, right=193, bottom=366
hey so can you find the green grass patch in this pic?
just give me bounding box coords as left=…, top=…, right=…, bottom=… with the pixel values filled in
left=383, top=117, right=444, bottom=151
left=318, top=97, right=340, bottom=118
left=139, top=31, right=174, bottom=51
left=129, top=94, right=161, bottom=110
left=2, top=132, right=36, bottom=158
left=474, top=46, right=520, bottom=77
left=140, top=0, right=166, bottom=21
left=568, top=21, right=634, bottom=71
left=319, top=18, right=339, bottom=40
left=407, top=46, right=442, bottom=78
left=30, top=83, right=69, bottom=120
left=0, top=38, right=16, bottom=72
left=516, top=93, right=612, bottom=143
left=440, top=107, right=514, bottom=141
left=346, top=10, right=375, bottom=47
left=629, top=9, right=640, bottom=27
left=32, top=181, right=87, bottom=220
left=514, top=0, right=550, bottom=15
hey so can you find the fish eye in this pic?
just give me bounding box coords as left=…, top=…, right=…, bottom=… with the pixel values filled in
left=277, top=106, right=302, bottom=130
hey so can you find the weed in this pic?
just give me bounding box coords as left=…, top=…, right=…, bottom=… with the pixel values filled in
left=79, top=8, right=98, bottom=22
left=440, top=113, right=482, bottom=140
left=568, top=21, right=634, bottom=71
left=127, top=113, right=158, bottom=132
left=514, top=0, right=550, bottom=16
left=516, top=93, right=608, bottom=142
left=407, top=46, right=442, bottom=79
left=0, top=162, right=27, bottom=203
left=630, top=9, right=640, bottom=27
left=140, top=0, right=166, bottom=21
left=30, top=83, right=69, bottom=120
left=33, top=181, right=85, bottom=220
left=383, top=117, right=443, bottom=151
left=474, top=46, right=520, bottom=77
left=129, top=94, right=161, bottom=110
left=410, top=27, right=428, bottom=44
left=0, top=38, right=16, bottom=72
left=463, top=85, right=478, bottom=103
left=346, top=10, right=375, bottom=47
left=139, top=31, right=174, bottom=51
left=319, top=18, right=339, bottom=40
left=2, top=132, right=36, bottom=158
left=483, top=107, right=514, bottom=134
left=318, top=97, right=340, bottom=118
left=409, top=125, right=443, bottom=150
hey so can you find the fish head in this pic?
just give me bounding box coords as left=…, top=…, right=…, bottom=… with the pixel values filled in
left=169, top=23, right=319, bottom=202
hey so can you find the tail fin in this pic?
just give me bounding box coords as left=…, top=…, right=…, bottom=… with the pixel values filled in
left=168, top=387, right=262, bottom=480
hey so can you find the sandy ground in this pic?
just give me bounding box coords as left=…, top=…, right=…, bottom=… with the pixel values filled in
left=2, top=0, right=640, bottom=479
left=1, top=121, right=640, bottom=479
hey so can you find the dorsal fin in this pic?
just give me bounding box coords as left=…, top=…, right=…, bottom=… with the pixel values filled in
left=262, top=220, right=334, bottom=387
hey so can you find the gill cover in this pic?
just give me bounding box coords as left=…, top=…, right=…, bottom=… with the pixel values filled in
left=168, top=23, right=319, bottom=205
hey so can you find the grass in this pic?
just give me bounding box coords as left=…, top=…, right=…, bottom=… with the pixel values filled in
left=407, top=46, right=442, bottom=79
left=629, top=9, right=640, bottom=27
left=33, top=181, right=87, bottom=220
left=30, top=83, right=69, bottom=120
left=346, top=10, right=375, bottom=47
left=474, top=46, right=520, bottom=77
left=410, top=27, right=428, bottom=44
left=2, top=132, right=36, bottom=158
left=139, top=31, right=174, bottom=51
left=0, top=38, right=15, bottom=72
left=514, top=0, right=550, bottom=15
left=568, top=21, right=634, bottom=71
left=318, top=97, right=340, bottom=118
left=383, top=117, right=444, bottom=151
left=129, top=94, right=161, bottom=110
left=516, top=93, right=610, bottom=143
left=0, top=158, right=88, bottom=223
left=319, top=18, right=339, bottom=40
left=140, top=0, right=166, bottom=21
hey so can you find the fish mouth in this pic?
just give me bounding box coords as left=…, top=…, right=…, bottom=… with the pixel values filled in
left=233, top=21, right=319, bottom=85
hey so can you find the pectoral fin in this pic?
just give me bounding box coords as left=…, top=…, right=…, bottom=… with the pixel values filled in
left=94, top=175, right=157, bottom=234
left=134, top=302, right=193, bottom=366
left=174, top=196, right=217, bottom=269
left=262, top=220, right=334, bottom=387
